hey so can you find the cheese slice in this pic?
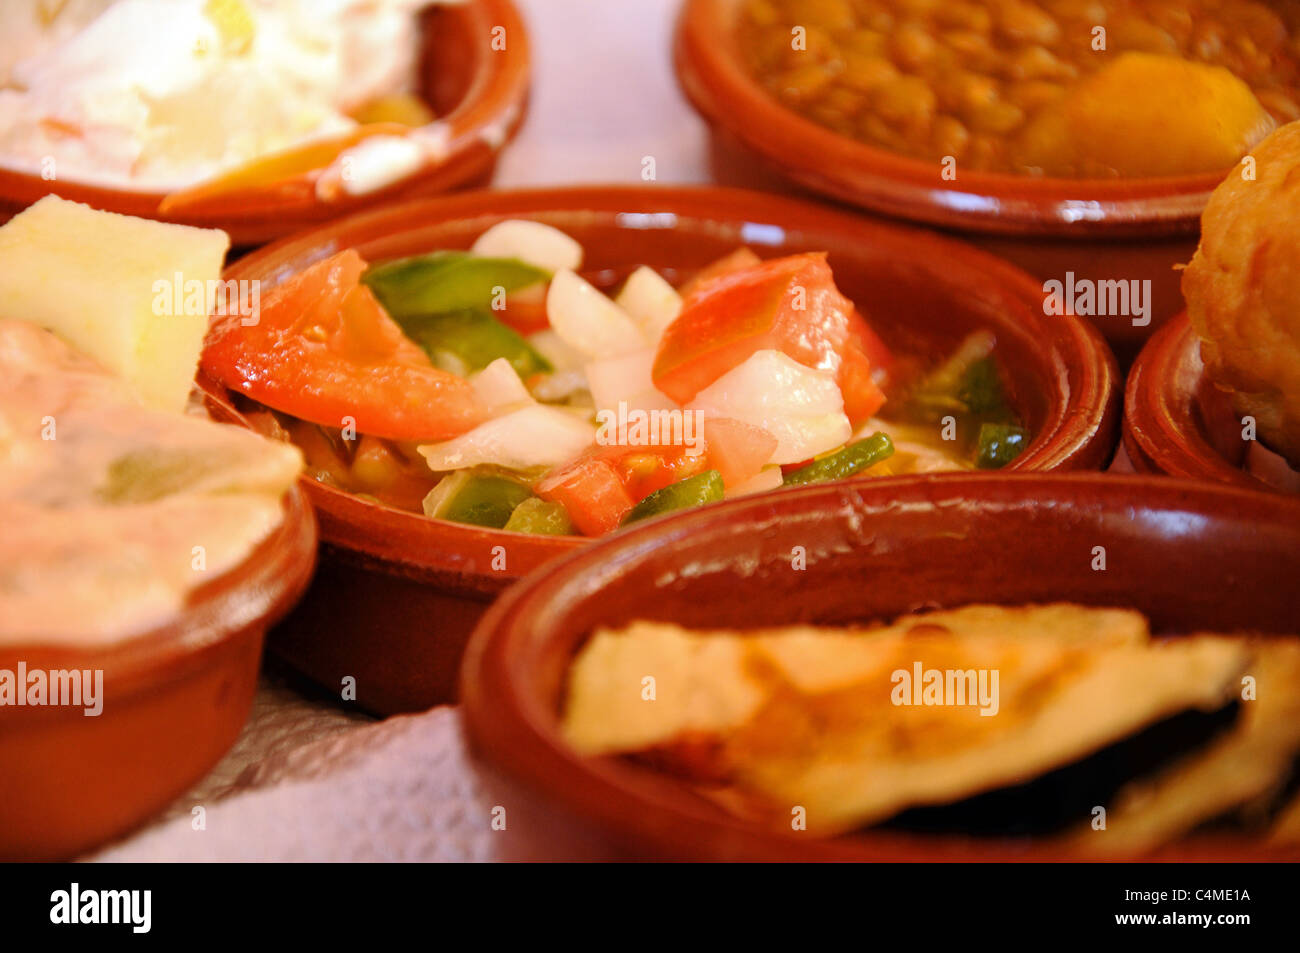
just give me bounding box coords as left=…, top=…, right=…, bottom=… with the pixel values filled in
left=0, top=195, right=230, bottom=413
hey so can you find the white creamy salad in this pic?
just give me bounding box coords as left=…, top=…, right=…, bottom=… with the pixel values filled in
left=0, top=0, right=452, bottom=190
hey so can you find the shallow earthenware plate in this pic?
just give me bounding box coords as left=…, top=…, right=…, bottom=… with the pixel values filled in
left=461, top=472, right=1300, bottom=861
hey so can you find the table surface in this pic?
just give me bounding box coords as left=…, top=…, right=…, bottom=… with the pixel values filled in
left=92, top=0, right=721, bottom=862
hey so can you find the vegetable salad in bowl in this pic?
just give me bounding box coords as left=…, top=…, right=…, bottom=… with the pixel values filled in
left=202, top=220, right=1033, bottom=537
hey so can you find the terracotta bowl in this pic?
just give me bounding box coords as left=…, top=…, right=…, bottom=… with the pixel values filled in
left=460, top=472, right=1300, bottom=862
left=207, top=184, right=1120, bottom=715
left=0, top=0, right=530, bottom=246
left=675, top=0, right=1218, bottom=363
left=1125, top=312, right=1300, bottom=492
left=0, top=486, right=317, bottom=861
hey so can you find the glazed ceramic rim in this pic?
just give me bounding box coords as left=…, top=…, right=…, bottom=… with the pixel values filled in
left=675, top=0, right=1224, bottom=237
left=212, top=183, right=1120, bottom=587
left=460, top=471, right=1300, bottom=862
left=0, top=485, right=318, bottom=700
left=0, top=0, right=531, bottom=241
left=1124, top=312, right=1274, bottom=490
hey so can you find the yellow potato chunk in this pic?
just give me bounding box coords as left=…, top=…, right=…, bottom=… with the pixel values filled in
left=1017, top=53, right=1274, bottom=177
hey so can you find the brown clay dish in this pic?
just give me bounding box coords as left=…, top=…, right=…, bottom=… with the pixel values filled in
left=1124, top=312, right=1295, bottom=491
left=206, top=184, right=1121, bottom=715
left=460, top=472, right=1300, bottom=862
left=675, top=0, right=1217, bottom=362
left=0, top=486, right=317, bottom=861
left=0, top=0, right=531, bottom=246
left=675, top=0, right=1227, bottom=237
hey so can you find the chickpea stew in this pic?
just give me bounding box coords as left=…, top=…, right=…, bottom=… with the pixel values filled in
left=739, top=0, right=1298, bottom=177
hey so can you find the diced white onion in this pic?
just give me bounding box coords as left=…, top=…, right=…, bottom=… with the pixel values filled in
left=615, top=266, right=682, bottom=345
left=529, top=369, right=590, bottom=402
left=528, top=329, right=587, bottom=373
left=584, top=349, right=677, bottom=416
left=689, top=350, right=850, bottom=464
left=546, top=269, right=647, bottom=360
left=417, top=404, right=594, bottom=472
left=471, top=358, right=534, bottom=415
left=471, top=220, right=583, bottom=273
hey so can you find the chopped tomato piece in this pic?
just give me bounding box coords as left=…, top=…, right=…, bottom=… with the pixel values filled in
left=536, top=457, right=636, bottom=536
left=652, top=252, right=856, bottom=404
left=679, top=247, right=762, bottom=297
left=595, top=443, right=711, bottom=500
left=495, top=290, right=551, bottom=335
left=536, top=440, right=716, bottom=535
left=702, top=418, right=777, bottom=486
left=202, top=249, right=484, bottom=442
left=537, top=418, right=784, bottom=535
left=839, top=335, right=887, bottom=426
left=848, top=307, right=896, bottom=385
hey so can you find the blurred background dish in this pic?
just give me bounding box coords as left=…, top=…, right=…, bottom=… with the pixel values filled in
left=1128, top=119, right=1300, bottom=492
left=0, top=196, right=319, bottom=861
left=0, top=0, right=531, bottom=245
left=1180, top=118, right=1300, bottom=475
left=674, top=0, right=1300, bottom=363
left=202, top=184, right=1120, bottom=715
left=460, top=472, right=1300, bottom=861
left=0, top=484, right=316, bottom=860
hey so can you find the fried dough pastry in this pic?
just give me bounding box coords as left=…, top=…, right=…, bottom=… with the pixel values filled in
left=1070, top=639, right=1300, bottom=856
left=1183, top=120, right=1300, bottom=465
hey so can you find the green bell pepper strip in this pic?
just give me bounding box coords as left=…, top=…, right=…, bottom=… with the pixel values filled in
left=362, top=252, right=549, bottom=317
left=621, top=470, right=725, bottom=526
left=975, top=423, right=1030, bottom=469
left=398, top=309, right=552, bottom=378
left=503, top=497, right=575, bottom=535
left=958, top=357, right=1014, bottom=421
left=782, top=432, right=895, bottom=486
left=424, top=470, right=535, bottom=529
